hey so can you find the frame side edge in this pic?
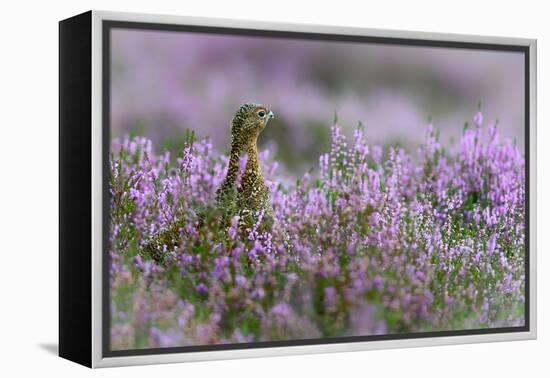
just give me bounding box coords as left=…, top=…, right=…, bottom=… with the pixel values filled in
left=59, top=10, right=93, bottom=368
left=528, top=39, right=537, bottom=339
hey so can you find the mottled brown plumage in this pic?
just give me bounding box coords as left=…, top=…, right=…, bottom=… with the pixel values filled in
left=142, top=103, right=275, bottom=264
left=141, top=217, right=186, bottom=264
left=216, top=103, right=275, bottom=226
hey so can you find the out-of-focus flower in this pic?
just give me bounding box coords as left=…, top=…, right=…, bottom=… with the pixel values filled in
left=473, top=111, right=484, bottom=126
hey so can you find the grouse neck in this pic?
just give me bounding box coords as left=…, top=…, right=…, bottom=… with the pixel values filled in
left=243, top=142, right=263, bottom=182
left=224, top=149, right=241, bottom=186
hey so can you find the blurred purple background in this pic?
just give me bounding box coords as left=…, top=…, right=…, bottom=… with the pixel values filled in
left=110, top=28, right=524, bottom=171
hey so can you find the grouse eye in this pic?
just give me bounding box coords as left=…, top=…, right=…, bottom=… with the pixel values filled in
left=257, top=111, right=266, bottom=118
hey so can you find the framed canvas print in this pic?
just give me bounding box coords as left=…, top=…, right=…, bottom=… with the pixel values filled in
left=59, top=10, right=537, bottom=368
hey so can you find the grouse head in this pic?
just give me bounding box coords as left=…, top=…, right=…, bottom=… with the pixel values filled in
left=230, top=103, right=274, bottom=153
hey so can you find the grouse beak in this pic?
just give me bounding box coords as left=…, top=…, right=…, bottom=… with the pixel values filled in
left=268, top=110, right=274, bottom=120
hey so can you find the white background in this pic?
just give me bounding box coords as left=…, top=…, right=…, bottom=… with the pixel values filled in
left=0, top=0, right=547, bottom=376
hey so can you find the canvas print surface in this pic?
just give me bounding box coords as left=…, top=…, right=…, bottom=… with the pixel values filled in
left=107, top=26, right=526, bottom=351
